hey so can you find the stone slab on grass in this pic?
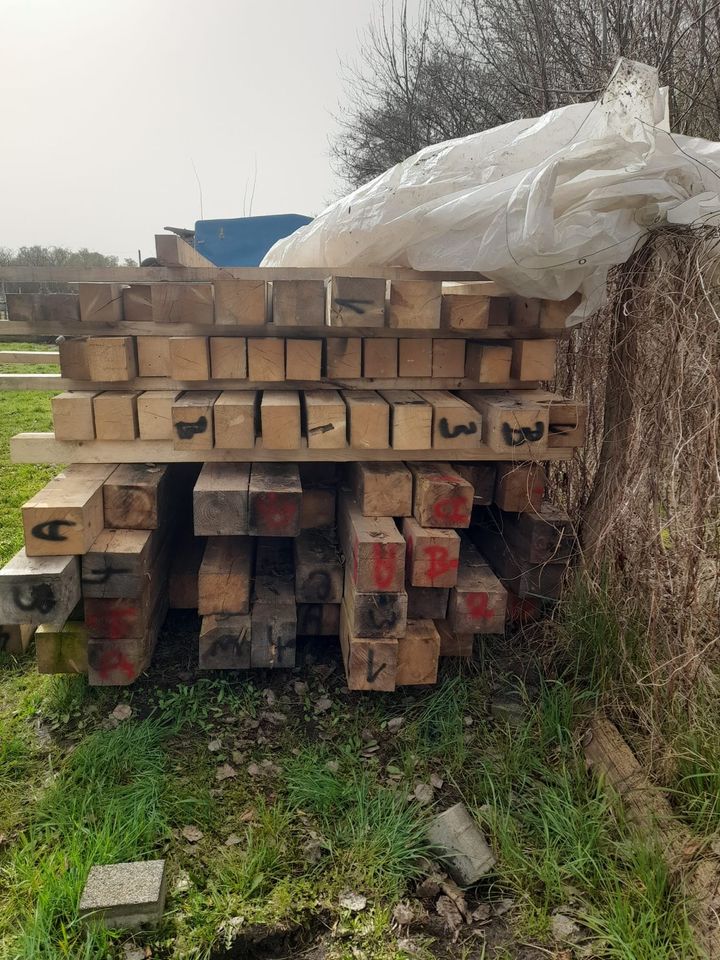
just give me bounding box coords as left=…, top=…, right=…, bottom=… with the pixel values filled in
left=79, top=859, right=167, bottom=930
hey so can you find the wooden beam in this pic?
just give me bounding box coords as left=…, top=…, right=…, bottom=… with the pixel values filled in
left=0, top=350, right=58, bottom=364
left=10, top=433, right=574, bottom=464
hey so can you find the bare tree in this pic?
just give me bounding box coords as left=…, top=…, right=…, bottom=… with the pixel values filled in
left=334, top=0, right=720, bottom=189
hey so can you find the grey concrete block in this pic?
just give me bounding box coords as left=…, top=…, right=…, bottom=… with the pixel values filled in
left=426, top=803, right=496, bottom=886
left=79, top=859, right=167, bottom=930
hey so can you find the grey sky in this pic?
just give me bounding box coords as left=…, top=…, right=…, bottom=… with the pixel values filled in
left=2, top=0, right=420, bottom=262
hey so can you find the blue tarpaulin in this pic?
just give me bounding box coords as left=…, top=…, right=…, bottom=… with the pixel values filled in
left=193, top=214, right=312, bottom=267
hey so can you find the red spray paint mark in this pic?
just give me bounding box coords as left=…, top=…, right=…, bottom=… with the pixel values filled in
left=97, top=647, right=136, bottom=681
left=432, top=495, right=470, bottom=526
left=372, top=542, right=397, bottom=589
left=424, top=545, right=459, bottom=582
left=86, top=605, right=136, bottom=640
left=256, top=492, right=297, bottom=531
left=465, top=592, right=495, bottom=621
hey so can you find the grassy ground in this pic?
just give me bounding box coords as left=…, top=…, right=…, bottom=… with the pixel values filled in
left=0, top=351, right=712, bottom=959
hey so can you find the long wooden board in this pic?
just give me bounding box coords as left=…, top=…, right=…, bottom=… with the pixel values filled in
left=10, top=433, right=573, bottom=464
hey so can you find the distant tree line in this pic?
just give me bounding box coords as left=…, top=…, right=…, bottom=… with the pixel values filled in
left=0, top=246, right=135, bottom=268
left=333, top=0, right=720, bottom=188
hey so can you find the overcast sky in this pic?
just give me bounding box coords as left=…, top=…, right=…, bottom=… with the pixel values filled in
left=2, top=0, right=420, bottom=262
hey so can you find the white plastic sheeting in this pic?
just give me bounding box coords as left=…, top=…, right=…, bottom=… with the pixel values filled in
left=263, top=59, right=720, bottom=322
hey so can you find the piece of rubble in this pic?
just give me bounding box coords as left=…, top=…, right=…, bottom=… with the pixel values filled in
left=426, top=803, right=496, bottom=886
left=79, top=860, right=167, bottom=930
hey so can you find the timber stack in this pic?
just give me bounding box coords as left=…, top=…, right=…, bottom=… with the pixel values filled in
left=0, top=237, right=583, bottom=690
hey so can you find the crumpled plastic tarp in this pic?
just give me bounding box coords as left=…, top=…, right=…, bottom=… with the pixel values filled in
left=263, top=59, right=720, bottom=322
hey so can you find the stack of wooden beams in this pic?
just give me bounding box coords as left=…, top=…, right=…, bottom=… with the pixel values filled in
left=0, top=252, right=583, bottom=688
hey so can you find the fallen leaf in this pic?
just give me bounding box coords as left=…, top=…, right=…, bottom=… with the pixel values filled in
left=492, top=897, right=514, bottom=917
left=471, top=904, right=491, bottom=922
left=224, top=833, right=241, bottom=847
left=396, top=937, right=420, bottom=955
left=339, top=891, right=367, bottom=912
left=262, top=688, right=276, bottom=705
left=415, top=878, right=441, bottom=899
left=439, top=879, right=469, bottom=921
left=215, top=763, right=237, bottom=782
left=231, top=750, right=245, bottom=764
left=181, top=825, right=204, bottom=843
left=247, top=763, right=261, bottom=777
left=240, top=808, right=255, bottom=822
left=314, top=697, right=332, bottom=713
left=413, top=783, right=434, bottom=805
left=207, top=739, right=222, bottom=752
left=122, top=946, right=145, bottom=960
left=551, top=912, right=582, bottom=942
left=430, top=774, right=444, bottom=789
left=111, top=704, right=132, bottom=722
left=293, top=680, right=308, bottom=696
left=387, top=716, right=405, bottom=733
left=436, top=895, right=463, bottom=934
left=392, top=902, right=415, bottom=925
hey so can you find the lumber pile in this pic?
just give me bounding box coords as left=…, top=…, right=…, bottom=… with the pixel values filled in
left=0, top=261, right=583, bottom=688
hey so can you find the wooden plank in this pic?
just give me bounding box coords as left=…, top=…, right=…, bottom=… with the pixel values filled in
left=273, top=278, right=325, bottom=326
left=328, top=277, right=386, bottom=327
left=213, top=391, right=256, bottom=449
left=251, top=538, right=296, bottom=667
left=339, top=603, right=398, bottom=692
left=510, top=339, right=557, bottom=380
left=447, top=539, right=507, bottom=633
left=35, top=622, right=88, bottom=673
left=152, top=283, right=214, bottom=324
left=379, top=390, right=432, bottom=450
left=363, top=338, right=398, bottom=378
left=260, top=390, right=301, bottom=449
left=300, top=486, right=336, bottom=529
left=248, top=463, right=302, bottom=537
left=87, top=337, right=137, bottom=381
left=6, top=292, right=79, bottom=323
left=406, top=585, right=449, bottom=620
left=247, top=337, right=285, bottom=381
left=0, top=350, right=58, bottom=364
left=408, top=462, right=474, bottom=529
left=398, top=339, right=432, bottom=378
left=539, top=292, right=581, bottom=329
left=93, top=391, right=138, bottom=441
left=388, top=280, right=441, bottom=329
left=460, top=390, right=549, bottom=454
left=509, top=389, right=585, bottom=448
left=209, top=337, right=247, bottom=379
left=155, top=233, right=216, bottom=268
left=338, top=493, right=405, bottom=591
left=494, top=462, right=546, bottom=512
left=451, top=463, right=496, bottom=506
left=343, top=390, right=390, bottom=449
left=214, top=278, right=266, bottom=326
left=401, top=517, right=460, bottom=588
left=441, top=295, right=508, bottom=330
left=22, top=464, right=116, bottom=556
left=57, top=338, right=90, bottom=379
left=123, top=285, right=154, bottom=324
left=198, top=536, right=253, bottom=615
left=465, top=343, right=512, bottom=384
left=11, top=433, right=575, bottom=464
left=286, top=339, right=322, bottom=380
left=297, top=603, right=340, bottom=636
left=326, top=337, right=362, bottom=379
left=303, top=389, right=346, bottom=449
left=435, top=618, right=473, bottom=657
left=79, top=283, right=124, bottom=323
left=169, top=336, right=210, bottom=380
left=0, top=623, right=35, bottom=656
left=343, top=575, right=408, bottom=638
left=199, top=614, right=251, bottom=668
left=136, top=336, right=171, bottom=376
left=509, top=296, right=541, bottom=327
left=193, top=462, right=250, bottom=535
left=415, top=390, right=481, bottom=450
left=137, top=390, right=181, bottom=440
left=432, top=339, right=465, bottom=378
left=0, top=550, right=80, bottom=627
left=103, top=463, right=168, bottom=529
left=82, top=528, right=159, bottom=598
left=347, top=461, right=412, bottom=517
left=396, top=619, right=440, bottom=685
left=171, top=391, right=219, bottom=450
left=294, top=529, right=343, bottom=603
left=52, top=391, right=97, bottom=441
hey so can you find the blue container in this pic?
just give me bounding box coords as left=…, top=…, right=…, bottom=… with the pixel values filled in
left=193, top=214, right=312, bottom=267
